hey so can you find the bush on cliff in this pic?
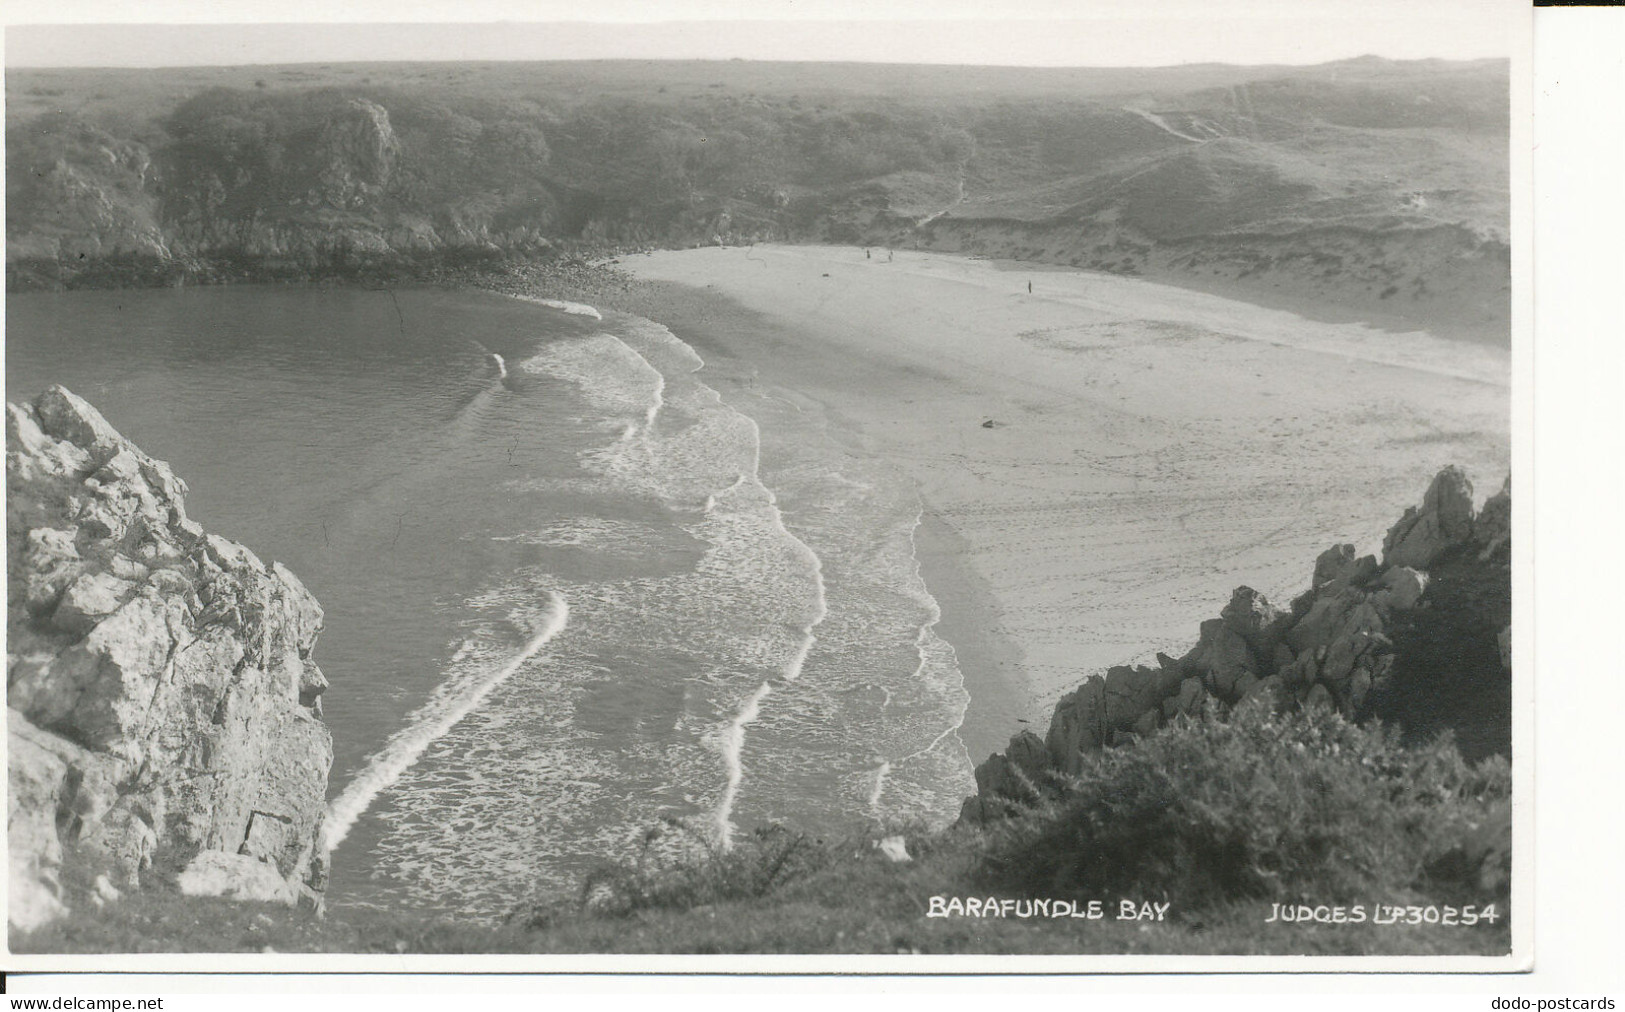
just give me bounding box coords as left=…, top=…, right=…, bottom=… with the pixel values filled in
left=519, top=822, right=836, bottom=926
left=975, top=701, right=1510, bottom=907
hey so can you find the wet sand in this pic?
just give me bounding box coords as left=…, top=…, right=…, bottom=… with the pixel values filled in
left=613, top=243, right=1511, bottom=737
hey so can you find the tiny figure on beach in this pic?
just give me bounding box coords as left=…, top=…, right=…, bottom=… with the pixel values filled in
left=887, top=250, right=894, bottom=262
left=1028, top=281, right=1033, bottom=294
left=866, top=249, right=871, bottom=259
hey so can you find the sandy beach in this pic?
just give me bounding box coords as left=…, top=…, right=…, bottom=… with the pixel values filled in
left=613, top=244, right=1511, bottom=759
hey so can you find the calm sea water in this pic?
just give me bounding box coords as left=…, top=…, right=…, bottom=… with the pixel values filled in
left=6, top=285, right=973, bottom=919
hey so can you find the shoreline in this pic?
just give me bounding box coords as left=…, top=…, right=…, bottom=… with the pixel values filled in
left=608, top=243, right=1511, bottom=722
left=562, top=276, right=1029, bottom=765
left=16, top=248, right=1506, bottom=773
left=8, top=250, right=1520, bottom=958
left=912, top=511, right=1028, bottom=763
left=9, top=237, right=1507, bottom=351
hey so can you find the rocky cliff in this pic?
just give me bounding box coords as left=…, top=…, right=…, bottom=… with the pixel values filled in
left=7, top=387, right=333, bottom=932
left=961, top=466, right=1512, bottom=822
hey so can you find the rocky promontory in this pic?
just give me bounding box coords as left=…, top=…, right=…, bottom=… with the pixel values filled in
left=962, top=466, right=1513, bottom=822
left=7, top=387, right=333, bottom=932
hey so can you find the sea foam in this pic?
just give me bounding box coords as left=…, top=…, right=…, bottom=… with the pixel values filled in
left=509, top=295, right=604, bottom=320
left=355, top=304, right=964, bottom=918
left=321, top=592, right=570, bottom=854
left=521, top=334, right=665, bottom=435
left=504, top=317, right=832, bottom=849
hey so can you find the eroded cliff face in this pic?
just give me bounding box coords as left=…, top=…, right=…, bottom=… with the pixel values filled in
left=6, top=387, right=332, bottom=932
left=962, top=466, right=1512, bottom=822
left=2, top=114, right=169, bottom=263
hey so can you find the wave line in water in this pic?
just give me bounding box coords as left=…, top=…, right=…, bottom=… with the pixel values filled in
left=508, top=294, right=604, bottom=320
left=644, top=365, right=666, bottom=435
left=520, top=334, right=665, bottom=440
left=777, top=501, right=829, bottom=687
left=862, top=507, right=970, bottom=817
left=706, top=422, right=831, bottom=849
left=712, top=681, right=773, bottom=849
left=866, top=760, right=892, bottom=819
left=321, top=591, right=570, bottom=854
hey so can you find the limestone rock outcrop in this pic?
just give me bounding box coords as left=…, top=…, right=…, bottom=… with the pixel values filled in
left=309, top=98, right=400, bottom=211
left=1382, top=465, right=1477, bottom=570
left=7, top=386, right=333, bottom=932
left=961, top=466, right=1512, bottom=823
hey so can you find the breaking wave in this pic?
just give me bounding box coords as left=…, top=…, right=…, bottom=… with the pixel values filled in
left=321, top=592, right=570, bottom=854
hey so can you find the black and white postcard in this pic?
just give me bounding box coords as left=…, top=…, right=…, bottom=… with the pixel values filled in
left=3, top=0, right=1534, bottom=976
